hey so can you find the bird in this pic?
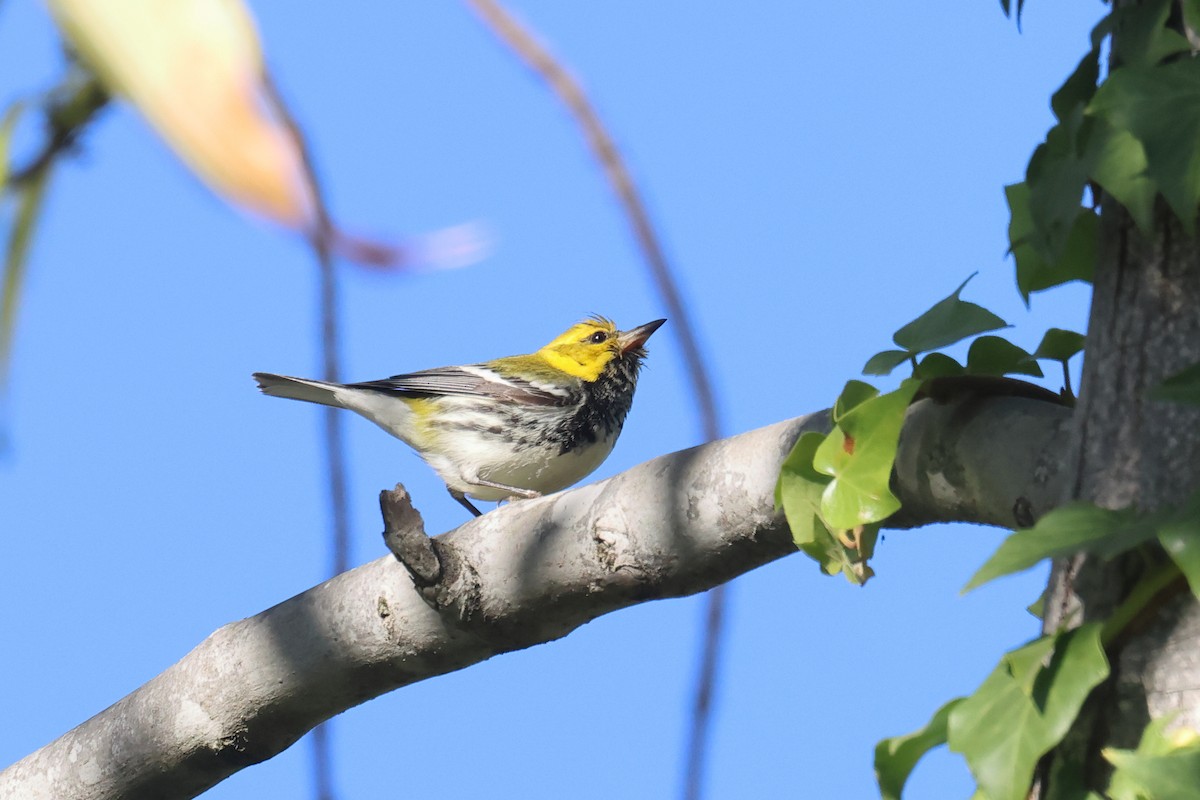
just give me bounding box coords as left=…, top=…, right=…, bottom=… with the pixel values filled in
left=253, top=316, right=666, bottom=516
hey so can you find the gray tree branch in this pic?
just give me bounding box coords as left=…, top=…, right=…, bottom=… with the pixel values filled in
left=0, top=396, right=1071, bottom=800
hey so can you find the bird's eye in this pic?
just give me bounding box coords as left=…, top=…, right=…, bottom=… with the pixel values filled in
left=588, top=331, right=609, bottom=344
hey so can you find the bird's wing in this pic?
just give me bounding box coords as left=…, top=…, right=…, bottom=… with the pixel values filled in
left=348, top=365, right=575, bottom=407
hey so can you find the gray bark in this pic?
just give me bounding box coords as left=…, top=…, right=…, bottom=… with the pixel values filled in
left=0, top=396, right=1071, bottom=800
left=1040, top=200, right=1200, bottom=792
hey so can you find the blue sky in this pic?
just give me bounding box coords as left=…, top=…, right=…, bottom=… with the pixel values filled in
left=1, top=2, right=1103, bottom=798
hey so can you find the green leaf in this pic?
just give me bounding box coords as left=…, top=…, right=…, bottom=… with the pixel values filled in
left=776, top=431, right=831, bottom=552
left=1050, top=48, right=1100, bottom=122
left=966, top=336, right=1043, bottom=378
left=1007, top=183, right=1097, bottom=304
left=863, top=349, right=912, bottom=377
left=1152, top=362, right=1200, bottom=406
left=814, top=379, right=922, bottom=529
left=964, top=502, right=1155, bottom=592
left=999, top=0, right=1025, bottom=26
left=914, top=352, right=964, bottom=380
left=875, top=698, right=963, bottom=800
left=1111, top=0, right=1189, bottom=69
left=948, top=656, right=1047, bottom=800
left=949, top=625, right=1109, bottom=800
left=1158, top=490, right=1200, bottom=600
left=1185, top=0, right=1200, bottom=49
left=1106, top=746, right=1200, bottom=800
left=1107, top=716, right=1196, bottom=800
left=892, top=276, right=1008, bottom=353
left=833, top=379, right=879, bottom=422
left=1090, top=59, right=1200, bottom=229
left=777, top=431, right=875, bottom=582
left=1026, top=106, right=1094, bottom=263
left=1086, top=116, right=1157, bottom=235
left=1033, top=328, right=1085, bottom=362
left=1034, top=625, right=1110, bottom=745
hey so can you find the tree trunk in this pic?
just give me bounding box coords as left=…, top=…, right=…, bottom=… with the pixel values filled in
left=1041, top=199, right=1200, bottom=790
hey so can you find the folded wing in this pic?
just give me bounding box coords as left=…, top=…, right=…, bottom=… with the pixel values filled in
left=349, top=365, right=574, bottom=407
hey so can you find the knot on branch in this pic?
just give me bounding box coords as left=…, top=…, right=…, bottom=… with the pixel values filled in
left=380, top=484, right=442, bottom=587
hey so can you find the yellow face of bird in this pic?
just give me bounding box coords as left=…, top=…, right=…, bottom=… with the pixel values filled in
left=536, top=317, right=625, bottom=382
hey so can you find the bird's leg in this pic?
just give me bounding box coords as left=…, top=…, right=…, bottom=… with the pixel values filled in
left=448, top=488, right=483, bottom=517
left=470, top=477, right=542, bottom=500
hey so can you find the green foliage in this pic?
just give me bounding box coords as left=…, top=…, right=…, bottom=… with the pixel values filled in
left=814, top=379, right=922, bottom=530
left=863, top=349, right=911, bottom=376
left=1152, top=362, right=1200, bottom=406
left=1007, top=182, right=1097, bottom=304
left=783, top=278, right=1058, bottom=584
left=846, top=4, right=1200, bottom=797
left=963, top=503, right=1155, bottom=592
left=966, top=336, right=1042, bottom=378
left=892, top=275, right=1008, bottom=353
left=948, top=625, right=1109, bottom=800
left=1091, top=59, right=1200, bottom=230
left=775, top=432, right=841, bottom=569
left=1106, top=717, right=1200, bottom=800
left=1156, top=491, right=1200, bottom=601
left=1014, top=0, right=1200, bottom=283
left=875, top=699, right=962, bottom=800
left=962, top=488, right=1200, bottom=598
left=864, top=276, right=1009, bottom=376
left=877, top=627, right=1109, bottom=800
left=1032, top=328, right=1085, bottom=362
left=914, top=352, right=965, bottom=379
left=776, top=380, right=923, bottom=585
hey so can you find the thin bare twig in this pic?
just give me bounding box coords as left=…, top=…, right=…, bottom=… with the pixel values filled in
left=462, top=4, right=726, bottom=798
left=263, top=71, right=348, bottom=800
left=7, top=72, right=108, bottom=187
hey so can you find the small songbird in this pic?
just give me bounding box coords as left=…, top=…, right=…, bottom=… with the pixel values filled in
left=253, top=316, right=665, bottom=516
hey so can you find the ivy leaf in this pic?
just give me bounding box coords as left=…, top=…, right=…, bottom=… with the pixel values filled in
left=833, top=379, right=879, bottom=421
left=1034, top=626, right=1110, bottom=744
left=1158, top=490, right=1200, bottom=600
left=1185, top=0, right=1200, bottom=48
left=777, top=430, right=876, bottom=582
left=776, top=432, right=831, bottom=552
left=964, top=503, right=1155, bottom=592
left=1106, top=747, right=1200, bottom=800
left=863, top=349, right=912, bottom=377
left=966, top=336, right=1043, bottom=378
left=875, top=698, right=963, bottom=800
left=914, top=352, right=965, bottom=380
left=893, top=276, right=1008, bottom=353
left=1007, top=183, right=1096, bottom=304
left=1050, top=47, right=1100, bottom=122
left=1106, top=717, right=1200, bottom=800
left=1086, top=116, right=1157, bottom=235
left=1090, top=59, right=1200, bottom=230
left=814, top=379, right=922, bottom=529
left=1152, top=362, right=1200, bottom=406
left=1033, top=328, right=1086, bottom=362
left=1111, top=0, right=1189, bottom=69
left=949, top=625, right=1109, bottom=800
left=1026, top=106, right=1094, bottom=263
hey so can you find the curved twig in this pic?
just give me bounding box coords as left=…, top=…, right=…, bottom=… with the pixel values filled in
left=461, top=4, right=728, bottom=795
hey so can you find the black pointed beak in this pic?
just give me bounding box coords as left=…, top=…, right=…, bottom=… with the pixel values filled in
left=618, top=318, right=667, bottom=354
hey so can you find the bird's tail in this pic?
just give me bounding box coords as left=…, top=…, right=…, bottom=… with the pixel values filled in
left=253, top=373, right=347, bottom=408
